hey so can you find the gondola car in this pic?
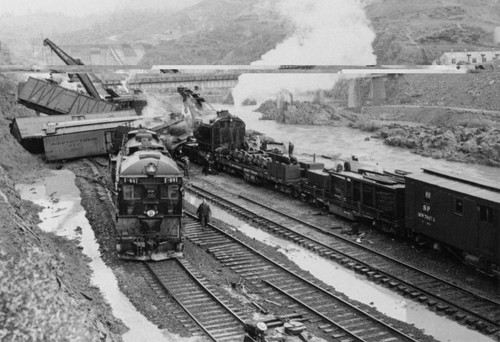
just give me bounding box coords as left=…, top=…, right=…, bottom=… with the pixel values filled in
left=113, top=128, right=184, bottom=261
left=405, top=168, right=499, bottom=274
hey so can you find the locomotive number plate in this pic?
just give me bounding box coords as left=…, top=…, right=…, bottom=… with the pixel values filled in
left=164, top=177, right=181, bottom=183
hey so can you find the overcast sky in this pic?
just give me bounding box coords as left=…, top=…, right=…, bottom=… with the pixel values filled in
left=0, top=0, right=197, bottom=17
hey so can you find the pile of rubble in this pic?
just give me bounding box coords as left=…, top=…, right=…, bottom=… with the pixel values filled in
left=373, top=124, right=500, bottom=166
left=256, top=100, right=355, bottom=125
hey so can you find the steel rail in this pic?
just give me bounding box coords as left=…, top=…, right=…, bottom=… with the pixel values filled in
left=263, top=280, right=363, bottom=342
left=184, top=211, right=420, bottom=342
left=145, top=260, right=218, bottom=342
left=176, top=258, right=247, bottom=325
left=239, top=193, right=500, bottom=308
left=188, top=184, right=500, bottom=332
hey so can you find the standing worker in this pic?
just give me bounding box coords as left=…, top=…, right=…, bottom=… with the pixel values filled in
left=288, top=141, right=294, bottom=157
left=202, top=153, right=211, bottom=175
left=196, top=199, right=211, bottom=230
left=182, top=156, right=190, bottom=179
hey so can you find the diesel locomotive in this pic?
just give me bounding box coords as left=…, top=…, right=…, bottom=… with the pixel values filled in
left=179, top=111, right=499, bottom=275
left=112, top=128, right=184, bottom=261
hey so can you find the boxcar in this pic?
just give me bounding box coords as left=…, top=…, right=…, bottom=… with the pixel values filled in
left=405, top=168, right=500, bottom=272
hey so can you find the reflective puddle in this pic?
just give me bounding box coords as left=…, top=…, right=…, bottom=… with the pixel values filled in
left=186, top=193, right=495, bottom=342
left=17, top=170, right=202, bottom=342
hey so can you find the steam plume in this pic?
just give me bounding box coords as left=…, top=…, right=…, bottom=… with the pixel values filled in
left=232, top=0, right=377, bottom=104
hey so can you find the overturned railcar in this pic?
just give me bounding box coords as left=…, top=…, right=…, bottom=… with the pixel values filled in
left=10, top=111, right=138, bottom=160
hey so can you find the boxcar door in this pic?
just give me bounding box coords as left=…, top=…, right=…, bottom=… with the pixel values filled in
left=476, top=203, right=498, bottom=259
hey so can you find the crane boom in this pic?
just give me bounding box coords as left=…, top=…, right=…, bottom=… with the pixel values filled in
left=43, top=38, right=102, bottom=99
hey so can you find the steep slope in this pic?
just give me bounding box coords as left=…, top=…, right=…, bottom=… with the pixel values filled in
left=366, top=0, right=500, bottom=64
left=139, top=0, right=290, bottom=65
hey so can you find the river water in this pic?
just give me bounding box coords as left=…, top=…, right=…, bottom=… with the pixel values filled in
left=211, top=104, right=499, bottom=184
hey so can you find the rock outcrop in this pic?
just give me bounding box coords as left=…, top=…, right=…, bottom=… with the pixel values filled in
left=374, top=124, right=500, bottom=166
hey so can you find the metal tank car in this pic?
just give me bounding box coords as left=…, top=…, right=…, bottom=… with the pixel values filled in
left=112, top=128, right=184, bottom=261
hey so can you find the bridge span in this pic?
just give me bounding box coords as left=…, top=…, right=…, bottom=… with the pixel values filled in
left=103, top=73, right=241, bottom=91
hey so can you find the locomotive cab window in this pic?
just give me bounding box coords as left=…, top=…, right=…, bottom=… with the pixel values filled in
left=123, top=185, right=141, bottom=199
left=478, top=204, right=495, bottom=224
left=168, top=185, right=180, bottom=199
left=454, top=199, right=463, bottom=216
left=161, top=185, right=180, bottom=200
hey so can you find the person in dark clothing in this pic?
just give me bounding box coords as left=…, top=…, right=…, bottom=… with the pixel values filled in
left=196, top=199, right=211, bottom=229
left=182, top=156, right=190, bottom=179
left=288, top=141, right=294, bottom=157
left=202, top=153, right=211, bottom=175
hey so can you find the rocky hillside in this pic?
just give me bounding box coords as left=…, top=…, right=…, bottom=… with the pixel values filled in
left=333, top=72, right=500, bottom=111
left=4, top=0, right=499, bottom=65
left=140, top=0, right=500, bottom=65
left=0, top=68, right=124, bottom=341
left=139, top=0, right=290, bottom=65
left=366, top=0, right=500, bottom=64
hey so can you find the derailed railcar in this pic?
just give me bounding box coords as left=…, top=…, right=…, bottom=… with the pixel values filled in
left=114, top=148, right=184, bottom=261
left=405, top=168, right=499, bottom=274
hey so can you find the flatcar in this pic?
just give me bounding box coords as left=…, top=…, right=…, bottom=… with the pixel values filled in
left=113, top=128, right=184, bottom=261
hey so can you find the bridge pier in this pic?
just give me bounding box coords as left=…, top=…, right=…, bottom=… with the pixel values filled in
left=347, top=79, right=361, bottom=108
left=347, top=76, right=387, bottom=108
left=369, top=76, right=386, bottom=104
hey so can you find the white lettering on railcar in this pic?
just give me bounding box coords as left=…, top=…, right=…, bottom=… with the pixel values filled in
left=417, top=212, right=436, bottom=223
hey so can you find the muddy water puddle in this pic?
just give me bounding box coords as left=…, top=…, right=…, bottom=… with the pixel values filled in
left=186, top=193, right=495, bottom=342
left=16, top=170, right=201, bottom=342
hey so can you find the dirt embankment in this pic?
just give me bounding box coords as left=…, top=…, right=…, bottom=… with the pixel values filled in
left=0, top=73, right=125, bottom=341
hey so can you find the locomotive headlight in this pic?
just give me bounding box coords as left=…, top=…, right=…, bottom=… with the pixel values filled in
left=145, top=162, right=158, bottom=175
left=146, top=210, right=156, bottom=217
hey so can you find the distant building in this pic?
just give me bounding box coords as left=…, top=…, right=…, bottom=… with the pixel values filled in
left=437, top=50, right=500, bottom=65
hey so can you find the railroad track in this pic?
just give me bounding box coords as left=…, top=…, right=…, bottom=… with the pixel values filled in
left=187, top=184, right=500, bottom=338
left=184, top=212, right=426, bottom=342
left=143, top=256, right=247, bottom=341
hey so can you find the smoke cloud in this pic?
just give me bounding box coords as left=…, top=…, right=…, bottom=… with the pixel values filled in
left=232, top=0, right=377, bottom=105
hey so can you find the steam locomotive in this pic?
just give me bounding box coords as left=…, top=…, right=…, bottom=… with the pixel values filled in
left=112, top=128, right=184, bottom=261
left=181, top=111, right=500, bottom=275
